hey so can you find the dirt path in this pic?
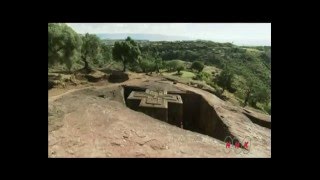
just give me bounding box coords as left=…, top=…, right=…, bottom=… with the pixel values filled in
left=48, top=72, right=149, bottom=102
left=49, top=86, right=94, bottom=102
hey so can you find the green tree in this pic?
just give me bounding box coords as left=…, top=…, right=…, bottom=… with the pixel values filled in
left=216, top=68, right=234, bottom=93
left=191, top=61, right=204, bottom=73
left=242, top=75, right=270, bottom=107
left=48, top=23, right=81, bottom=71
left=138, top=52, right=159, bottom=74
left=152, top=48, right=163, bottom=73
left=100, top=43, right=112, bottom=66
left=139, top=58, right=156, bottom=74
left=249, top=84, right=270, bottom=107
left=80, top=33, right=101, bottom=73
left=154, top=58, right=163, bottom=73
left=112, top=37, right=141, bottom=72
left=165, top=60, right=184, bottom=72
left=176, top=64, right=185, bottom=74
left=165, top=61, right=177, bottom=71
left=243, top=78, right=256, bottom=106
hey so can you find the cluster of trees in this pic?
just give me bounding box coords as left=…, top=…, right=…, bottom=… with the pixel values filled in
left=139, top=40, right=271, bottom=111
left=48, top=23, right=270, bottom=112
left=213, top=67, right=270, bottom=109
left=139, top=40, right=270, bottom=87
left=48, top=23, right=112, bottom=72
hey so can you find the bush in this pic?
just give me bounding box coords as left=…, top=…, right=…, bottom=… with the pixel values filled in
left=165, top=60, right=184, bottom=72
left=193, top=71, right=211, bottom=81
left=216, top=69, right=235, bottom=93
left=264, top=103, right=271, bottom=115
left=248, top=84, right=270, bottom=107
left=228, top=86, right=237, bottom=93
left=165, top=61, right=177, bottom=72
left=139, top=59, right=156, bottom=73
left=176, top=65, right=185, bottom=74
left=191, top=61, right=204, bottom=72
left=129, top=63, right=143, bottom=73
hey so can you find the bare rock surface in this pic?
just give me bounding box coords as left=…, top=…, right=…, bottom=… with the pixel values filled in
left=49, top=73, right=270, bottom=157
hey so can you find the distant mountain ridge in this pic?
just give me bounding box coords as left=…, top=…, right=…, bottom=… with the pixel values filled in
left=96, top=33, right=192, bottom=41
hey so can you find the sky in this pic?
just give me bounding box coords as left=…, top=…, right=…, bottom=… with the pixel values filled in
left=66, top=23, right=271, bottom=46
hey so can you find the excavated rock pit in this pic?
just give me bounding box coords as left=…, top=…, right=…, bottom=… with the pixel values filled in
left=49, top=75, right=270, bottom=157
left=123, top=85, right=236, bottom=144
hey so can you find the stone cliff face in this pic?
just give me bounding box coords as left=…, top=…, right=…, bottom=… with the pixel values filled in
left=175, top=83, right=271, bottom=157
left=49, top=76, right=271, bottom=158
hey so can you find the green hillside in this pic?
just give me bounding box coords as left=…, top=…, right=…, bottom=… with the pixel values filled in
left=48, top=23, right=271, bottom=114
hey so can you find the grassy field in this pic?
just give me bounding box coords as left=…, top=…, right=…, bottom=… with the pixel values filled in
left=163, top=70, right=195, bottom=78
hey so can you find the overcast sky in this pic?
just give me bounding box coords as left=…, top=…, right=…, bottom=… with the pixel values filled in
left=66, top=23, right=271, bottom=46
